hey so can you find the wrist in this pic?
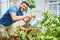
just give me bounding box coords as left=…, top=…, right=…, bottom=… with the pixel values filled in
left=23, top=17, right=30, bottom=23
left=23, top=16, right=27, bottom=19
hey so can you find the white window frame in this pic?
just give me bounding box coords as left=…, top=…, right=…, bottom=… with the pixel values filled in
left=47, top=0, right=60, bottom=16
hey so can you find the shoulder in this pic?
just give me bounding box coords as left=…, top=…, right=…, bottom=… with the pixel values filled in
left=9, top=6, right=18, bottom=11
left=8, top=6, right=18, bottom=13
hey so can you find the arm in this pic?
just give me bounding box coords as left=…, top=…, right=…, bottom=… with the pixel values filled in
left=23, top=14, right=36, bottom=23
left=10, top=12, right=36, bottom=22
left=10, top=13, right=28, bottom=21
left=23, top=17, right=30, bottom=23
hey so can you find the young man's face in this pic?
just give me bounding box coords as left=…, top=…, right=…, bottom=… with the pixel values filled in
left=20, top=3, right=28, bottom=11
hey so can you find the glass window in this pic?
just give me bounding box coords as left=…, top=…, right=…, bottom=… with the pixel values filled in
left=0, top=3, right=1, bottom=16
left=58, top=0, right=60, bottom=2
left=9, top=0, right=14, bottom=7
left=9, top=0, right=21, bottom=7
left=49, top=0, right=57, bottom=3
left=0, top=1, right=1, bottom=17
left=17, top=0, right=20, bottom=2
left=59, top=10, right=60, bottom=15
left=47, top=0, right=58, bottom=16
left=9, top=0, right=13, bottom=2
left=49, top=4, right=57, bottom=10
left=58, top=4, right=60, bottom=16
left=58, top=4, right=60, bottom=10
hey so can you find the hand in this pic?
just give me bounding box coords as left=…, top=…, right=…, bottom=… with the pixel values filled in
left=25, top=14, right=36, bottom=19
left=20, top=26, right=27, bottom=31
left=25, top=14, right=33, bottom=18
left=31, top=14, right=36, bottom=18
left=23, top=17, right=30, bottom=23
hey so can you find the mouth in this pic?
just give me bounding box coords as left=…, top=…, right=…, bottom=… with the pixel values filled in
left=20, top=8, right=24, bottom=11
left=21, top=8, right=25, bottom=11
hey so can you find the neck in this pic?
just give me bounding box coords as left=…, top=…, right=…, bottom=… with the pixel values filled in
left=18, top=7, right=21, bottom=12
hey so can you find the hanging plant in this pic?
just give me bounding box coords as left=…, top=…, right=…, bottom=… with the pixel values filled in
left=26, top=0, right=36, bottom=10
left=25, top=0, right=36, bottom=12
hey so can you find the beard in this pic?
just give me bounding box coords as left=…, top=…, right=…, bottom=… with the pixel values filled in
left=18, top=7, right=24, bottom=11
left=19, top=7, right=26, bottom=11
left=21, top=8, right=24, bottom=11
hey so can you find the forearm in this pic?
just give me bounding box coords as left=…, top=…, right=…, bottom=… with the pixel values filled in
left=12, top=16, right=26, bottom=21
left=23, top=17, right=31, bottom=23
left=10, top=13, right=36, bottom=22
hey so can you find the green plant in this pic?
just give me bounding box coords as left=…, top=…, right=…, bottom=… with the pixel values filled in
left=25, top=0, right=36, bottom=12
left=26, top=0, right=36, bottom=10
left=40, top=11, right=60, bottom=40
left=27, top=28, right=41, bottom=40
left=14, top=29, right=26, bottom=40
left=5, top=11, right=60, bottom=40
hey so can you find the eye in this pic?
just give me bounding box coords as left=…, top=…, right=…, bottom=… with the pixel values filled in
left=23, top=4, right=27, bottom=8
left=23, top=5, right=26, bottom=8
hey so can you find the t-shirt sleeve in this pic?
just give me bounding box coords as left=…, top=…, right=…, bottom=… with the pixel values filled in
left=9, top=7, right=17, bottom=14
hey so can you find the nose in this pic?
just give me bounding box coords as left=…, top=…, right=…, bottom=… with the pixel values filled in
left=22, top=7, right=27, bottom=11
left=23, top=7, right=26, bottom=10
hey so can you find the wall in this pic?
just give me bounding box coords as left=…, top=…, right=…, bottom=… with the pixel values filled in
left=0, top=0, right=8, bottom=17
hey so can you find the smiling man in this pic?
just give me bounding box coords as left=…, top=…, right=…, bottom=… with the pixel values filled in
left=0, top=1, right=36, bottom=40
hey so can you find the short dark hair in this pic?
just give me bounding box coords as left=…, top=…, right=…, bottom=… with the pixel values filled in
left=21, top=1, right=29, bottom=6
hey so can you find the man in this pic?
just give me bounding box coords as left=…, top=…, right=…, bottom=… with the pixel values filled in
left=0, top=1, right=36, bottom=40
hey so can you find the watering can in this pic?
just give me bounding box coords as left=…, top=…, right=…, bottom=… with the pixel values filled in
left=30, top=17, right=39, bottom=27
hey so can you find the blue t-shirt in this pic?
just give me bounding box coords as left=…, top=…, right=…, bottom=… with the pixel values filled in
left=0, top=6, right=24, bottom=26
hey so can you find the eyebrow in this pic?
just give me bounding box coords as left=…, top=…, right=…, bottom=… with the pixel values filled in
left=23, top=4, right=27, bottom=8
